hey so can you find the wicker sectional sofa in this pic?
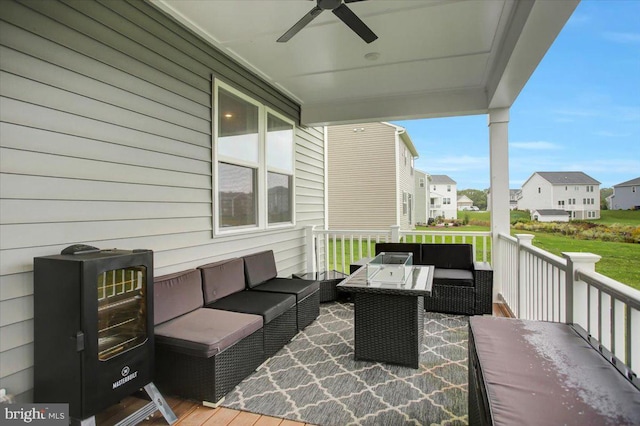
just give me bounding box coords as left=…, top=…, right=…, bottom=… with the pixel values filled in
left=374, top=243, right=493, bottom=315
left=153, top=252, right=319, bottom=405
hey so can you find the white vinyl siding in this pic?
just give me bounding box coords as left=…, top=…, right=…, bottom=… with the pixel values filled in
left=0, top=0, right=324, bottom=401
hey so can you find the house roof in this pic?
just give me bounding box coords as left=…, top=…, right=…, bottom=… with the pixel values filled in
left=430, top=175, right=456, bottom=185
left=614, top=177, right=640, bottom=187
left=381, top=122, right=418, bottom=157
left=529, top=171, right=601, bottom=186
left=457, top=195, right=473, bottom=202
left=151, top=1, right=579, bottom=126
left=532, top=209, right=570, bottom=216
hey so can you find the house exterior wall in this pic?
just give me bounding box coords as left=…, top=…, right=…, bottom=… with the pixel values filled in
left=519, top=173, right=601, bottom=219
left=397, top=133, right=416, bottom=229
left=414, top=170, right=429, bottom=224
left=611, top=185, right=640, bottom=210
left=327, top=123, right=398, bottom=229
left=0, top=0, right=325, bottom=401
left=430, top=183, right=458, bottom=219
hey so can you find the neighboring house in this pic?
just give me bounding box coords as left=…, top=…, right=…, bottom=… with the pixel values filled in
left=609, top=177, right=640, bottom=210
left=429, top=175, right=458, bottom=219
left=327, top=122, right=418, bottom=230
left=531, top=209, right=570, bottom=222
left=518, top=172, right=601, bottom=220
left=457, top=195, right=473, bottom=210
left=510, top=189, right=522, bottom=210
left=415, top=170, right=431, bottom=225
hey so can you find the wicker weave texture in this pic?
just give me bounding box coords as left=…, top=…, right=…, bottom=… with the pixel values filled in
left=154, top=329, right=264, bottom=404
left=423, top=284, right=475, bottom=315
left=297, top=290, right=320, bottom=330
left=353, top=293, right=424, bottom=369
left=264, top=306, right=297, bottom=357
left=474, top=266, right=494, bottom=315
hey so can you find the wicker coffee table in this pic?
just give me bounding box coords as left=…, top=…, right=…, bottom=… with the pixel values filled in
left=337, top=264, right=433, bottom=369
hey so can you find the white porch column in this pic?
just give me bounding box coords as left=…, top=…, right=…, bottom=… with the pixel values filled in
left=488, top=108, right=510, bottom=302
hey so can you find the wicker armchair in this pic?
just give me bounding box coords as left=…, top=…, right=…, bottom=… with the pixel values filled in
left=375, top=243, right=493, bottom=315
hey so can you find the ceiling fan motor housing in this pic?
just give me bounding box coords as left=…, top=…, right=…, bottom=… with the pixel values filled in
left=319, top=0, right=342, bottom=10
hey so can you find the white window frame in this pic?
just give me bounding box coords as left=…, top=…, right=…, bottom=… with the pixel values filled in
left=213, top=79, right=296, bottom=236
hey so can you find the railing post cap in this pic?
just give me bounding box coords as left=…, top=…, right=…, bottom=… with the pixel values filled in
left=562, top=252, right=601, bottom=263
left=515, top=234, right=534, bottom=243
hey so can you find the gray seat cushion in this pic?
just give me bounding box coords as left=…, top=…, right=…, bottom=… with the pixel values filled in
left=206, top=290, right=295, bottom=324
left=242, top=250, right=278, bottom=288
left=154, top=269, right=204, bottom=325
left=250, top=277, right=319, bottom=301
left=433, top=268, right=474, bottom=287
left=199, top=258, right=246, bottom=304
left=155, top=308, right=263, bottom=358
left=469, top=316, right=640, bottom=425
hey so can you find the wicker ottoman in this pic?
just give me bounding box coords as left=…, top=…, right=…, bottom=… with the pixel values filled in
left=292, top=270, right=348, bottom=302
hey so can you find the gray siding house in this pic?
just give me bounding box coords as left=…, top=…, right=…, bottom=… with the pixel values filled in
left=0, top=0, right=324, bottom=401
left=609, top=177, right=640, bottom=210
left=327, top=122, right=418, bottom=230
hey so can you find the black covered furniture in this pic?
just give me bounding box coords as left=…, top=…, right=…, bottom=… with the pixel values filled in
left=468, top=316, right=640, bottom=426
left=153, top=269, right=265, bottom=405
left=243, top=250, right=320, bottom=331
left=374, top=243, right=492, bottom=315
left=199, top=258, right=298, bottom=358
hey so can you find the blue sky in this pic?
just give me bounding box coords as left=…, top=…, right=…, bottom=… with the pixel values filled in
left=393, top=0, right=640, bottom=190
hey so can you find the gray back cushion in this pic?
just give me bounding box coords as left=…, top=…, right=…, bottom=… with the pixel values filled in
left=199, top=258, right=246, bottom=303
left=242, top=250, right=278, bottom=288
left=420, top=244, right=473, bottom=270
left=154, top=269, right=203, bottom=325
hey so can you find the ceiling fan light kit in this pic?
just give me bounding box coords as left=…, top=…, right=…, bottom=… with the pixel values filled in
left=277, top=0, right=378, bottom=44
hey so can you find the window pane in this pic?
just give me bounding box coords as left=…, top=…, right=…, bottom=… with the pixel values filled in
left=219, top=163, right=257, bottom=227
left=268, top=172, right=292, bottom=224
left=218, top=88, right=259, bottom=163
left=267, top=113, right=293, bottom=173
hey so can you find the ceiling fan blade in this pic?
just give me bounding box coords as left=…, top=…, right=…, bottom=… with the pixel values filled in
left=332, top=3, right=378, bottom=43
left=277, top=6, right=323, bottom=42
left=344, top=0, right=367, bottom=3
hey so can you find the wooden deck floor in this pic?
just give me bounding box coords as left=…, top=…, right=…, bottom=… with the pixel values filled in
left=96, top=303, right=511, bottom=425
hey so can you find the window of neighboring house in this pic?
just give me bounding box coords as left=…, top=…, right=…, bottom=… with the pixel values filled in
left=633, top=186, right=636, bottom=193
left=583, top=198, right=586, bottom=204
left=558, top=200, right=565, bottom=207
left=419, top=178, right=425, bottom=188
left=575, top=186, right=579, bottom=191
left=568, top=199, right=572, bottom=205
left=402, top=192, right=408, bottom=214
left=565, top=186, right=568, bottom=191
left=214, top=81, right=295, bottom=233
left=433, top=185, right=437, bottom=191
left=447, top=185, right=451, bottom=192
left=538, top=187, right=541, bottom=193
left=443, top=198, right=451, bottom=205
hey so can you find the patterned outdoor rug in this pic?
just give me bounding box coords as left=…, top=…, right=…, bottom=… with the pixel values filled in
left=221, top=302, right=469, bottom=426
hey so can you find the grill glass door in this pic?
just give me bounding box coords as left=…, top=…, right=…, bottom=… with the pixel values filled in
left=97, top=266, right=147, bottom=361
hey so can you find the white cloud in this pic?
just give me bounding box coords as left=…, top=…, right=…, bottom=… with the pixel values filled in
left=511, top=141, right=561, bottom=150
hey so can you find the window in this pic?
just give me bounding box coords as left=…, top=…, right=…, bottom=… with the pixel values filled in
left=419, top=178, right=425, bottom=188
left=402, top=192, right=408, bottom=214
left=558, top=200, right=565, bottom=207
left=447, top=185, right=451, bottom=192
left=538, top=187, right=541, bottom=193
left=433, top=185, right=437, bottom=191
left=214, top=81, right=295, bottom=233
left=633, top=186, right=636, bottom=193
left=443, top=198, right=451, bottom=205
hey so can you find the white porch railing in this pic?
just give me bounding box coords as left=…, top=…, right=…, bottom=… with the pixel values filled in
left=305, top=226, right=640, bottom=376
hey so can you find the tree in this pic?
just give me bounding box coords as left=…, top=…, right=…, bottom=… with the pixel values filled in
left=458, top=189, right=487, bottom=210
left=600, top=187, right=613, bottom=210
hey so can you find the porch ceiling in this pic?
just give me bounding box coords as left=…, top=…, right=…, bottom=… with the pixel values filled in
left=151, top=0, right=579, bottom=126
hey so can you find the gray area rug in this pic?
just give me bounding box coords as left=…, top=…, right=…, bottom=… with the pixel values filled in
left=221, top=302, right=469, bottom=425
